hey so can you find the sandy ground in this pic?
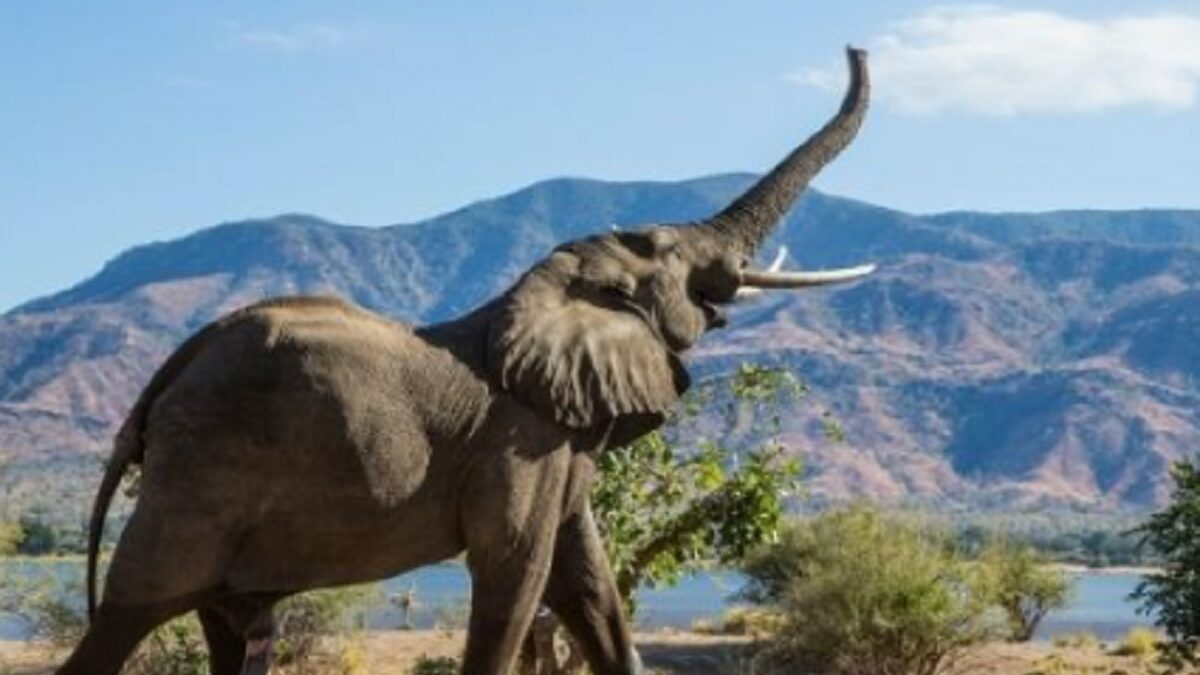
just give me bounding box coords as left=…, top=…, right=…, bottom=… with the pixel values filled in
left=0, top=630, right=1160, bottom=675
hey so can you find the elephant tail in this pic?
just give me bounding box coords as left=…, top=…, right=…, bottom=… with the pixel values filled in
left=86, top=415, right=142, bottom=621
left=86, top=316, right=226, bottom=621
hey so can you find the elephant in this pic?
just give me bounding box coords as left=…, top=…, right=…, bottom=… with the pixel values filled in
left=58, top=48, right=871, bottom=675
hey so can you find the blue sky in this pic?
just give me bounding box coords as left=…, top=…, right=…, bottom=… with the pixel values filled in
left=2, top=1, right=1200, bottom=311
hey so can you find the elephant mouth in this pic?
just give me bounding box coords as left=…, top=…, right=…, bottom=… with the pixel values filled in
left=699, top=296, right=728, bottom=330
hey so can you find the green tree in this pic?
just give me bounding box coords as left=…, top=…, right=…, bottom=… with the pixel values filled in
left=1133, top=457, right=1200, bottom=672
left=0, top=458, right=22, bottom=557
left=16, top=510, right=57, bottom=556
left=743, top=508, right=1001, bottom=675
left=520, top=364, right=813, bottom=674
left=593, top=363, right=806, bottom=605
left=977, top=537, right=1070, bottom=642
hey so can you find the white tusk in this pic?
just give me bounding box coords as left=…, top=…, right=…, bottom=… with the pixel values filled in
left=733, top=246, right=791, bottom=301
left=767, top=246, right=788, bottom=272
left=740, top=263, right=877, bottom=289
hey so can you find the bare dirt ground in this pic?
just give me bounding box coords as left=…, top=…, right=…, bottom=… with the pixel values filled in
left=0, top=630, right=1159, bottom=675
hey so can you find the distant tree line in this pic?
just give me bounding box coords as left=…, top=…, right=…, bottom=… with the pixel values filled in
left=0, top=509, right=87, bottom=557
left=955, top=519, right=1150, bottom=568
left=0, top=497, right=1160, bottom=565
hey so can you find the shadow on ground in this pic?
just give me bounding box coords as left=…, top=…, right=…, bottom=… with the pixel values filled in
left=637, top=636, right=755, bottom=675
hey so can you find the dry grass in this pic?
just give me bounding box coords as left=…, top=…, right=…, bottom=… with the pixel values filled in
left=0, top=630, right=1163, bottom=675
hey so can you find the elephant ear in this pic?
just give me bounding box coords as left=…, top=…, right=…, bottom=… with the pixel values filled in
left=488, top=263, right=690, bottom=429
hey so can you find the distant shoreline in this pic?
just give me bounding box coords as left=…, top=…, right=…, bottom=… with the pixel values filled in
left=1053, top=564, right=1161, bottom=577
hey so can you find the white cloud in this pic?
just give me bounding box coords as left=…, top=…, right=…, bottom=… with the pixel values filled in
left=796, top=6, right=1200, bottom=115
left=230, top=23, right=359, bottom=52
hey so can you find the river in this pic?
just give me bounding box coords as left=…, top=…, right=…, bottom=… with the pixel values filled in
left=0, top=561, right=1154, bottom=642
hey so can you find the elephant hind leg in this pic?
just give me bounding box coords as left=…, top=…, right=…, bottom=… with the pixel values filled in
left=199, top=594, right=282, bottom=675
left=54, top=597, right=195, bottom=675
left=199, top=607, right=244, bottom=675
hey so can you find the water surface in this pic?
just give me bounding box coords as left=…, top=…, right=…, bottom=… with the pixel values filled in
left=0, top=561, right=1153, bottom=642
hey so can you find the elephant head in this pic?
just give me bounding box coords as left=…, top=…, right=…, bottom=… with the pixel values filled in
left=489, top=48, right=872, bottom=430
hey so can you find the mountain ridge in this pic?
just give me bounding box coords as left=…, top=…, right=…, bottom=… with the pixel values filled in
left=2, top=173, right=1198, bottom=523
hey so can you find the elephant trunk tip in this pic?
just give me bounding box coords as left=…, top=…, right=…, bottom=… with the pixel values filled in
left=705, top=46, right=870, bottom=254
left=841, top=46, right=869, bottom=111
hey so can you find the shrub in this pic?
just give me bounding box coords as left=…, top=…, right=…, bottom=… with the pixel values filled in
left=744, top=508, right=1001, bottom=675
left=694, top=607, right=785, bottom=637
left=977, top=537, right=1071, bottom=642
left=1132, top=458, right=1200, bottom=672
left=1110, top=627, right=1159, bottom=660
left=125, top=616, right=209, bottom=675
left=716, top=607, right=785, bottom=637
left=0, top=521, right=21, bottom=557
left=738, top=517, right=818, bottom=606
left=15, top=512, right=58, bottom=556
left=274, top=586, right=375, bottom=668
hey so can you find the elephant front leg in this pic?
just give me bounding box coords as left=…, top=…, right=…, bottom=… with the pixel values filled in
left=543, top=506, right=641, bottom=675
left=460, top=458, right=567, bottom=675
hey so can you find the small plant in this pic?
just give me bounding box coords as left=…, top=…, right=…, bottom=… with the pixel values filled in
left=336, top=638, right=369, bottom=675
left=1051, top=632, right=1100, bottom=650
left=125, top=616, right=209, bottom=675
left=1110, top=627, right=1159, bottom=660
left=1024, top=653, right=1081, bottom=675
left=411, top=654, right=459, bottom=675
left=715, top=607, right=785, bottom=637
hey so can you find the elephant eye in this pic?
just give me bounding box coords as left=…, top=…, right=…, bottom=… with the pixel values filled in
left=600, top=274, right=636, bottom=299
left=606, top=284, right=632, bottom=299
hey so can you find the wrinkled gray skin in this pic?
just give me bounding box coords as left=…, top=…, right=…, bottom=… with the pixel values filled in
left=58, top=49, right=869, bottom=675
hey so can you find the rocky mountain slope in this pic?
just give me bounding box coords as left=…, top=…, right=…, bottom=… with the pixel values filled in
left=2, top=174, right=1198, bottom=522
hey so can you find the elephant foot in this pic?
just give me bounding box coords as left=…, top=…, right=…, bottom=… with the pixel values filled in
left=627, top=646, right=644, bottom=675
left=239, top=609, right=276, bottom=675
left=240, top=636, right=273, bottom=675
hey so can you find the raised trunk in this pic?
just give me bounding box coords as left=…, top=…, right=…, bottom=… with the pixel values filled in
left=706, top=47, right=869, bottom=253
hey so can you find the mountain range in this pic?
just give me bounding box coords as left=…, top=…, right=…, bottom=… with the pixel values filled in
left=2, top=173, right=1198, bottom=524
